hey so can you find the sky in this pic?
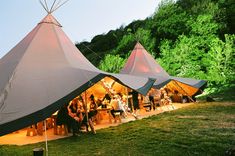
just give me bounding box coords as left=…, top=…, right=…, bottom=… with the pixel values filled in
left=0, top=0, right=161, bottom=59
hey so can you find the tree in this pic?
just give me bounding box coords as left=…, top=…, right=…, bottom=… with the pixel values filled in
left=207, top=34, right=235, bottom=85
left=159, top=11, right=234, bottom=86
left=152, top=0, right=189, bottom=40
left=98, top=54, right=126, bottom=73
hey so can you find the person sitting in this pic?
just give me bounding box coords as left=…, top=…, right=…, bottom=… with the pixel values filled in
left=56, top=103, right=70, bottom=128
left=110, top=95, right=124, bottom=119
left=66, top=98, right=81, bottom=136
left=171, top=90, right=182, bottom=103
left=102, top=93, right=111, bottom=103
left=160, top=88, right=171, bottom=106
left=116, top=93, right=127, bottom=118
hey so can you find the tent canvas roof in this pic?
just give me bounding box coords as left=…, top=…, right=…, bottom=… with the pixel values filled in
left=0, top=14, right=154, bottom=136
left=120, top=42, right=207, bottom=96
left=120, top=42, right=171, bottom=87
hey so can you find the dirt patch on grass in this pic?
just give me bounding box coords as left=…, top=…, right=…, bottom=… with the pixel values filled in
left=176, top=115, right=208, bottom=119
left=217, top=122, right=235, bottom=128
left=207, top=102, right=235, bottom=106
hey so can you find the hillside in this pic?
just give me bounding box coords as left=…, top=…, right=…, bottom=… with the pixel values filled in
left=75, top=0, right=235, bottom=93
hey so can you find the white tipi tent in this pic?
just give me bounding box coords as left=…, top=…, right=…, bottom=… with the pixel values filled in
left=0, top=3, right=154, bottom=136
left=121, top=42, right=207, bottom=97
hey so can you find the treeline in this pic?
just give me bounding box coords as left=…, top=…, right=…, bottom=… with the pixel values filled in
left=76, top=0, right=235, bottom=88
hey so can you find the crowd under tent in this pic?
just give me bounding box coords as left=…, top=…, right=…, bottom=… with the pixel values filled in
left=0, top=4, right=154, bottom=136
left=120, top=42, right=207, bottom=100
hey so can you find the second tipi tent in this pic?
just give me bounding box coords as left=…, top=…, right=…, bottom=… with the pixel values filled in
left=120, top=42, right=207, bottom=99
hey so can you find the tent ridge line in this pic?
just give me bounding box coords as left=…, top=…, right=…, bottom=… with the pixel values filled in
left=0, top=70, right=17, bottom=111
left=50, top=23, right=67, bottom=64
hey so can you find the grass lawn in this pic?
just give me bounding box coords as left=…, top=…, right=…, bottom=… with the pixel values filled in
left=0, top=101, right=234, bottom=156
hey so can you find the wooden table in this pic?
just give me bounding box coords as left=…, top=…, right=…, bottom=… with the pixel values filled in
left=96, top=108, right=113, bottom=124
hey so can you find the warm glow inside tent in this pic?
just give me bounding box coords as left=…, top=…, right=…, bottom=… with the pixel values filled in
left=86, top=77, right=128, bottom=99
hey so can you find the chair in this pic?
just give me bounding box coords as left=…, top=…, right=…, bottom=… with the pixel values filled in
left=26, top=125, right=37, bottom=136
left=114, top=112, right=122, bottom=123
left=142, top=96, right=152, bottom=112
left=55, top=124, right=68, bottom=136
left=37, top=122, right=44, bottom=136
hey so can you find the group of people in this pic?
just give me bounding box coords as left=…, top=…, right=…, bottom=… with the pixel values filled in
left=56, top=87, right=183, bottom=136
left=56, top=92, right=131, bottom=136
left=143, top=87, right=176, bottom=112
left=100, top=92, right=128, bottom=119
left=109, top=91, right=140, bottom=120
left=56, top=95, right=97, bottom=136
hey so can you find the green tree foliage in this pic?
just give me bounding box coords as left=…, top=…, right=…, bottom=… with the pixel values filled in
left=207, top=34, right=235, bottom=85
left=151, top=0, right=189, bottom=54
left=112, top=28, right=136, bottom=57
left=75, top=0, right=234, bottom=88
left=220, top=0, right=235, bottom=34
left=177, top=0, right=233, bottom=35
left=98, top=54, right=126, bottom=73
left=76, top=29, right=125, bottom=66
left=158, top=12, right=234, bottom=86
left=112, top=28, right=156, bottom=58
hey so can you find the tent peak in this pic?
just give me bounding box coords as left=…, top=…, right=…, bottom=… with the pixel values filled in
left=134, top=42, right=144, bottom=50
left=38, top=13, right=62, bottom=27
left=39, top=0, right=69, bottom=14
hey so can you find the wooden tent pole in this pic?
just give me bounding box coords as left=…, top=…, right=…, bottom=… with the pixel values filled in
left=84, top=91, right=89, bottom=125
left=126, top=87, right=129, bottom=107
left=110, top=80, right=116, bottom=88
left=44, top=120, right=48, bottom=156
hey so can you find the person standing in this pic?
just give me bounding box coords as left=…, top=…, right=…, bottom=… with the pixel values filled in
left=78, top=96, right=96, bottom=134
left=148, top=88, right=157, bottom=111
left=129, top=90, right=139, bottom=119
left=67, top=98, right=81, bottom=136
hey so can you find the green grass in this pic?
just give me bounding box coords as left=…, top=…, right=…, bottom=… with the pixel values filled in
left=0, top=102, right=234, bottom=156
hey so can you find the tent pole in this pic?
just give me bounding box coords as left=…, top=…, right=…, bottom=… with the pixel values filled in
left=126, top=87, right=129, bottom=107
left=129, top=89, right=135, bottom=113
left=110, top=80, right=116, bottom=88
left=44, top=120, right=48, bottom=156
left=49, top=0, right=57, bottom=13
left=84, top=91, right=89, bottom=127
left=172, top=80, right=195, bottom=102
